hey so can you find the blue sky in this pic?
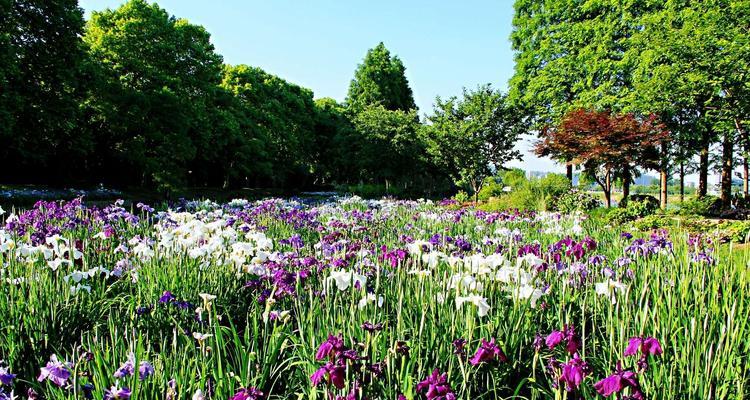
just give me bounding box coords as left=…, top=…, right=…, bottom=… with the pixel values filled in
left=75, top=0, right=572, bottom=174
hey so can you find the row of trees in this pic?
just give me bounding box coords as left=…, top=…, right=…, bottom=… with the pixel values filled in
left=0, top=0, right=528, bottom=195
left=511, top=0, right=750, bottom=208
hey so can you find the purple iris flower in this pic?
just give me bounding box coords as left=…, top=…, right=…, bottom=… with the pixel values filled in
left=594, top=362, right=643, bottom=399
left=158, top=291, right=175, bottom=303
left=0, top=365, right=15, bottom=386
left=310, top=363, right=345, bottom=389
left=37, top=355, right=72, bottom=387
left=559, top=353, right=589, bottom=391
left=315, top=334, right=344, bottom=360
left=104, top=385, right=131, bottom=400
left=82, top=383, right=95, bottom=399
left=138, top=361, right=155, bottom=380
left=545, top=325, right=580, bottom=354
left=624, top=337, right=663, bottom=358
left=361, top=321, right=384, bottom=332
left=416, top=369, right=456, bottom=400
left=230, top=387, right=265, bottom=400
left=113, top=354, right=135, bottom=378
left=469, top=338, right=508, bottom=366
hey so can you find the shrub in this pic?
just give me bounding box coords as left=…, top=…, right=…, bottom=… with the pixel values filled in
left=477, top=177, right=505, bottom=201
left=619, top=194, right=659, bottom=213
left=555, top=188, right=602, bottom=213
left=632, top=214, right=676, bottom=231
left=605, top=195, right=659, bottom=225
left=678, top=195, right=722, bottom=217
left=453, top=190, right=470, bottom=203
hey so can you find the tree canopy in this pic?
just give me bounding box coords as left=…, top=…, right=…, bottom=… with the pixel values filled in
left=346, top=42, right=417, bottom=113
left=422, top=85, right=526, bottom=202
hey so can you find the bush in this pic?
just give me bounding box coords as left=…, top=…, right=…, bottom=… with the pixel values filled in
left=605, top=195, right=660, bottom=225
left=477, top=177, right=506, bottom=201
left=632, top=214, right=676, bottom=231
left=555, top=188, right=602, bottom=213
left=453, top=190, right=471, bottom=203
left=619, top=194, right=659, bottom=213
left=678, top=195, right=722, bottom=217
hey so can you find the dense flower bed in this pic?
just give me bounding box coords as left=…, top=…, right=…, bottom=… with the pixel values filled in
left=0, top=197, right=747, bottom=399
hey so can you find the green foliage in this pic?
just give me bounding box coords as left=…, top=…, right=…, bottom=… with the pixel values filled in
left=554, top=188, right=602, bottom=214
left=677, top=195, right=722, bottom=217
left=478, top=173, right=570, bottom=211
left=422, top=85, right=526, bottom=199
left=0, top=0, right=88, bottom=182
left=349, top=105, right=424, bottom=190
left=620, top=194, right=660, bottom=214
left=221, top=65, right=316, bottom=186
left=84, top=0, right=224, bottom=191
left=346, top=42, right=417, bottom=113
left=606, top=195, right=660, bottom=225
left=477, top=177, right=505, bottom=201
left=453, top=190, right=470, bottom=203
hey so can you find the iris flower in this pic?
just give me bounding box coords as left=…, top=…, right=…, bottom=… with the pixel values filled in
left=559, top=353, right=589, bottom=391
left=37, top=355, right=72, bottom=387
left=0, top=365, right=15, bottom=386
left=315, top=334, right=344, bottom=360
left=593, top=362, right=643, bottom=399
left=469, top=338, right=508, bottom=366
left=230, top=387, right=265, bottom=400
left=624, top=337, right=663, bottom=358
left=416, top=369, right=456, bottom=400
left=104, top=385, right=132, bottom=400
left=545, top=325, right=580, bottom=354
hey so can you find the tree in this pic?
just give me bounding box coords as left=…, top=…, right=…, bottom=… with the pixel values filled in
left=84, top=0, right=224, bottom=192
left=422, top=85, right=525, bottom=203
left=346, top=42, right=417, bottom=113
left=350, top=105, right=423, bottom=192
left=0, top=0, right=88, bottom=183
left=537, top=109, right=667, bottom=208
left=222, top=64, right=317, bottom=187
left=312, top=98, right=357, bottom=185
left=628, top=1, right=750, bottom=206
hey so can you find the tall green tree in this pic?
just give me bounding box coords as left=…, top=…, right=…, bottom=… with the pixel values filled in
left=84, top=0, right=224, bottom=191
left=312, top=98, right=357, bottom=185
left=222, top=65, right=317, bottom=187
left=629, top=0, right=750, bottom=205
left=422, top=85, right=526, bottom=203
left=0, top=0, right=88, bottom=183
left=346, top=42, right=417, bottom=113
left=350, top=105, right=423, bottom=192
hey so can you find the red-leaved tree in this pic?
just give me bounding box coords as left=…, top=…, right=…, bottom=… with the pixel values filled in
left=536, top=109, right=668, bottom=207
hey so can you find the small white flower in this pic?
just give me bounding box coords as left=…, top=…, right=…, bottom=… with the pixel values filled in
left=594, top=279, right=627, bottom=304
left=326, top=270, right=367, bottom=292
left=193, top=389, right=205, bottom=400
left=358, top=293, right=384, bottom=309
left=455, top=294, right=491, bottom=317
left=192, top=332, right=213, bottom=341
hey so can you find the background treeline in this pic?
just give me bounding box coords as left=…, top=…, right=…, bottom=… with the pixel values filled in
left=0, top=0, right=461, bottom=195
left=510, top=0, right=750, bottom=208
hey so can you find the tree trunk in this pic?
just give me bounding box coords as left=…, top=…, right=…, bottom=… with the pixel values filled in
left=679, top=161, right=685, bottom=203
left=621, top=165, right=631, bottom=202
left=735, top=118, right=749, bottom=198
left=660, top=142, right=669, bottom=209
left=660, top=169, right=668, bottom=210
left=698, top=131, right=710, bottom=197
left=744, top=158, right=749, bottom=198
left=720, top=129, right=734, bottom=208
left=566, top=163, right=573, bottom=183
left=604, top=169, right=612, bottom=208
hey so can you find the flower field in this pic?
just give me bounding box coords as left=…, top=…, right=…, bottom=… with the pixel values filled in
left=0, top=197, right=748, bottom=399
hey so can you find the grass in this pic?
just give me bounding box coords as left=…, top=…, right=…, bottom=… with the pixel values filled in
left=0, top=197, right=747, bottom=399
